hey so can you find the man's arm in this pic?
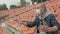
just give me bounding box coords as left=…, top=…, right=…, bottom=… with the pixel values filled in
left=23, top=16, right=40, bottom=27
left=48, top=26, right=58, bottom=32
left=44, top=14, right=60, bottom=32
left=49, top=14, right=60, bottom=32
left=39, top=14, right=60, bottom=32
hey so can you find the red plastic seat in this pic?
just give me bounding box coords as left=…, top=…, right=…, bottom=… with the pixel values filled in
left=0, top=26, right=6, bottom=34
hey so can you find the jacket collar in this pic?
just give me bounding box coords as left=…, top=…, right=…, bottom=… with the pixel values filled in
left=39, top=10, right=51, bottom=20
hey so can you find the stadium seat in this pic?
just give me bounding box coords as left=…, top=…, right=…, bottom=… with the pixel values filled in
left=22, top=26, right=36, bottom=34
left=0, top=26, right=6, bottom=34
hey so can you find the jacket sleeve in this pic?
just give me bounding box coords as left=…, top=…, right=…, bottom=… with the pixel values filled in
left=50, top=14, right=60, bottom=30
left=26, top=16, right=40, bottom=27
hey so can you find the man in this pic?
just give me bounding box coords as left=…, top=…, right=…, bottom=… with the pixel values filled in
left=23, top=4, right=60, bottom=34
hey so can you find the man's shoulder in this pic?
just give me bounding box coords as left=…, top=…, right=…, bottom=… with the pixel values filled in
left=47, top=14, right=55, bottom=18
left=45, top=14, right=55, bottom=19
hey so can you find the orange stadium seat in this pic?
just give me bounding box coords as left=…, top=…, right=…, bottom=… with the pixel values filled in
left=5, top=20, right=36, bottom=34
left=5, top=20, right=23, bottom=32
left=55, top=0, right=60, bottom=2
left=56, top=15, right=60, bottom=24
left=22, top=26, right=36, bottom=34
left=0, top=26, right=6, bottom=34
left=0, top=11, right=8, bottom=17
left=55, top=10, right=60, bottom=14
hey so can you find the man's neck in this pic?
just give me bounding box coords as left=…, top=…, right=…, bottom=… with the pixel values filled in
left=41, top=14, right=45, bottom=18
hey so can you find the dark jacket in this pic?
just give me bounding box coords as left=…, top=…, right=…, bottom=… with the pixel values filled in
left=26, top=14, right=60, bottom=34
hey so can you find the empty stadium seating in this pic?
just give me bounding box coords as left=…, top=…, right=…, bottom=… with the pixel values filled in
left=0, top=0, right=60, bottom=34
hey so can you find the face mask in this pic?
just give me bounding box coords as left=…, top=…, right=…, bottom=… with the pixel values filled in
left=36, top=9, right=41, bottom=15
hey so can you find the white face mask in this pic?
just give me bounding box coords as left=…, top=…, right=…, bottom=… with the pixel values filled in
left=36, top=9, right=41, bottom=15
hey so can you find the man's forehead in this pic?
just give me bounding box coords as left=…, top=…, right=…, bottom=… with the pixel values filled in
left=39, top=7, right=44, bottom=10
left=39, top=4, right=46, bottom=9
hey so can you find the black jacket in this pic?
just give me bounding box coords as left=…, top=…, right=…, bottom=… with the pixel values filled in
left=26, top=14, right=60, bottom=34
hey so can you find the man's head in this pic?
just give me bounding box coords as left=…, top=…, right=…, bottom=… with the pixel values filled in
left=36, top=4, right=47, bottom=16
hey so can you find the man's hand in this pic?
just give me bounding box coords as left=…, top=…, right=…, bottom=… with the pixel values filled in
left=38, top=22, right=48, bottom=32
left=43, top=25, right=51, bottom=32
left=38, top=23, right=58, bottom=32
left=38, top=25, right=44, bottom=32
left=38, top=24, right=51, bottom=32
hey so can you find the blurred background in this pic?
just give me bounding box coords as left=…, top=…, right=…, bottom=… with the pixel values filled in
left=0, top=0, right=60, bottom=34
left=0, top=0, right=49, bottom=10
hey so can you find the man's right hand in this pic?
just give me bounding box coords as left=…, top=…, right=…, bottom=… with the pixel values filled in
left=38, top=25, right=44, bottom=32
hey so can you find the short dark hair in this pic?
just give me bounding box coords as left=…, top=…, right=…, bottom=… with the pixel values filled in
left=40, top=4, right=47, bottom=12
